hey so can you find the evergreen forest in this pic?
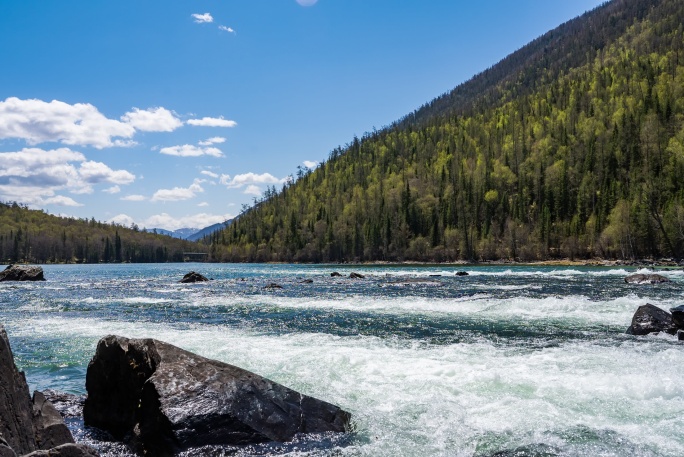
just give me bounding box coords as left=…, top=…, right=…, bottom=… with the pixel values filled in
left=0, top=202, right=203, bottom=263
left=209, top=0, right=684, bottom=262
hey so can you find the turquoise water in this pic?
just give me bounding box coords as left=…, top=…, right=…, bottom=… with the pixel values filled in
left=1, top=263, right=683, bottom=456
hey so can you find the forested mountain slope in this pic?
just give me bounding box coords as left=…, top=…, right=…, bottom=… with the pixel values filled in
left=0, top=202, right=203, bottom=263
left=213, top=0, right=684, bottom=262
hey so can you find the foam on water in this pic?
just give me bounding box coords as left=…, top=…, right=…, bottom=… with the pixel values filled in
left=2, top=264, right=683, bottom=456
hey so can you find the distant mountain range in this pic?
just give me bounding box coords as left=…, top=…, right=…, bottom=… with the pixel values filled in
left=147, top=220, right=232, bottom=241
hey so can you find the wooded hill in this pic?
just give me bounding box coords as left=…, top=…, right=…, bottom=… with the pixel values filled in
left=0, top=202, right=203, bottom=263
left=209, top=0, right=684, bottom=262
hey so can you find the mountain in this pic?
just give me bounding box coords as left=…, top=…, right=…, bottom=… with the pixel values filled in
left=206, top=0, right=684, bottom=262
left=186, top=220, right=232, bottom=242
left=0, top=202, right=206, bottom=263
left=147, top=228, right=200, bottom=239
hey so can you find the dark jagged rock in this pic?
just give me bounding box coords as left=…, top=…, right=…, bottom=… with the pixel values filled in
left=349, top=272, right=365, bottom=279
left=179, top=271, right=209, bottom=283
left=84, top=335, right=351, bottom=456
left=678, top=330, right=684, bottom=341
left=624, top=273, right=670, bottom=284
left=22, top=444, right=100, bottom=457
left=0, top=265, right=45, bottom=282
left=0, top=325, right=81, bottom=457
left=330, top=272, right=342, bottom=277
left=626, top=304, right=677, bottom=335
left=264, top=283, right=283, bottom=289
left=456, top=271, right=469, bottom=276
left=670, top=305, right=684, bottom=329
left=32, top=392, right=74, bottom=451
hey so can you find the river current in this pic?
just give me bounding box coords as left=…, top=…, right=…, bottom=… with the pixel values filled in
left=0, top=263, right=682, bottom=457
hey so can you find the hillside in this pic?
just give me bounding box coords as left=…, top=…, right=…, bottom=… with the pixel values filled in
left=208, top=0, right=684, bottom=262
left=0, top=202, right=206, bottom=263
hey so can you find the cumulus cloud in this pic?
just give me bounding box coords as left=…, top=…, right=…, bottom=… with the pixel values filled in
left=159, top=144, right=223, bottom=157
left=219, top=26, right=235, bottom=33
left=192, top=13, right=213, bottom=23
left=220, top=172, right=285, bottom=189
left=187, top=116, right=237, bottom=128
left=0, top=148, right=136, bottom=205
left=121, top=107, right=183, bottom=132
left=198, top=202, right=209, bottom=207
left=102, top=185, right=121, bottom=194
left=200, top=170, right=219, bottom=178
left=151, top=179, right=204, bottom=202
left=198, top=137, right=226, bottom=146
left=243, top=185, right=262, bottom=196
left=43, top=195, right=83, bottom=207
left=117, top=212, right=233, bottom=231
left=303, top=160, right=319, bottom=168
left=121, top=194, right=146, bottom=201
left=0, top=97, right=136, bottom=149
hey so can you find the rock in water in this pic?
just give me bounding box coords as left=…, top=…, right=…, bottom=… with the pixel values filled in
left=626, top=304, right=676, bottom=335
left=22, top=444, right=100, bottom=457
left=179, top=271, right=208, bottom=283
left=349, top=272, right=365, bottom=279
left=670, top=305, right=684, bottom=329
left=0, top=265, right=45, bottom=282
left=456, top=271, right=469, bottom=276
left=330, top=272, right=342, bottom=277
left=83, top=335, right=351, bottom=456
left=0, top=325, right=85, bottom=456
left=624, top=273, right=669, bottom=284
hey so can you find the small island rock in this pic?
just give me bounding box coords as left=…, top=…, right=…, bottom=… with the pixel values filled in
left=626, top=304, right=676, bottom=335
left=84, top=335, right=351, bottom=456
left=330, top=272, right=342, bottom=277
left=179, top=271, right=209, bottom=283
left=624, top=273, right=670, bottom=284
left=0, top=265, right=45, bottom=282
left=670, top=305, right=684, bottom=329
left=456, top=271, right=469, bottom=276
left=349, top=272, right=365, bottom=279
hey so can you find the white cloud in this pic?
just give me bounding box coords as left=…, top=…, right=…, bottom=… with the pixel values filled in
left=200, top=170, right=219, bottom=178
left=220, top=172, right=285, bottom=189
left=198, top=202, right=209, bottom=207
left=0, top=148, right=136, bottom=204
left=303, top=160, right=319, bottom=168
left=187, top=116, right=237, bottom=128
left=151, top=179, right=204, bottom=202
left=219, top=25, right=235, bottom=33
left=243, top=185, right=262, bottom=196
left=43, top=195, right=83, bottom=207
left=103, top=185, right=121, bottom=194
left=141, top=212, right=233, bottom=231
left=109, top=214, right=135, bottom=227
left=198, top=137, right=226, bottom=146
left=121, top=194, right=146, bottom=201
left=121, top=107, right=182, bottom=132
left=79, top=161, right=136, bottom=185
left=0, top=97, right=136, bottom=149
left=159, top=144, right=223, bottom=157
left=192, top=13, right=213, bottom=23
left=296, top=0, right=318, bottom=6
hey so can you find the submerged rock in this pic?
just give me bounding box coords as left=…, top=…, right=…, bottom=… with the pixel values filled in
left=626, top=304, right=676, bottom=335
left=264, top=283, right=283, bottom=289
left=299, top=279, right=314, bottom=284
left=624, top=273, right=669, bottom=284
left=456, top=271, right=469, bottom=276
left=0, top=265, right=45, bottom=282
left=330, top=272, right=342, bottom=277
left=84, top=335, right=351, bottom=456
left=349, top=272, right=365, bottom=279
left=0, top=324, right=94, bottom=456
left=179, top=271, right=209, bottom=283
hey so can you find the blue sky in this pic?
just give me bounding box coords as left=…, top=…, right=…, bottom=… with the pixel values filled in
left=0, top=0, right=605, bottom=231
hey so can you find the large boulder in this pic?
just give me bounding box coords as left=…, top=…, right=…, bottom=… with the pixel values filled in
left=624, top=273, right=670, bottom=284
left=22, top=444, right=100, bottom=457
left=0, top=325, right=91, bottom=456
left=0, top=265, right=45, bottom=282
left=179, top=272, right=208, bottom=283
left=83, top=335, right=351, bottom=456
left=626, top=304, right=677, bottom=335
